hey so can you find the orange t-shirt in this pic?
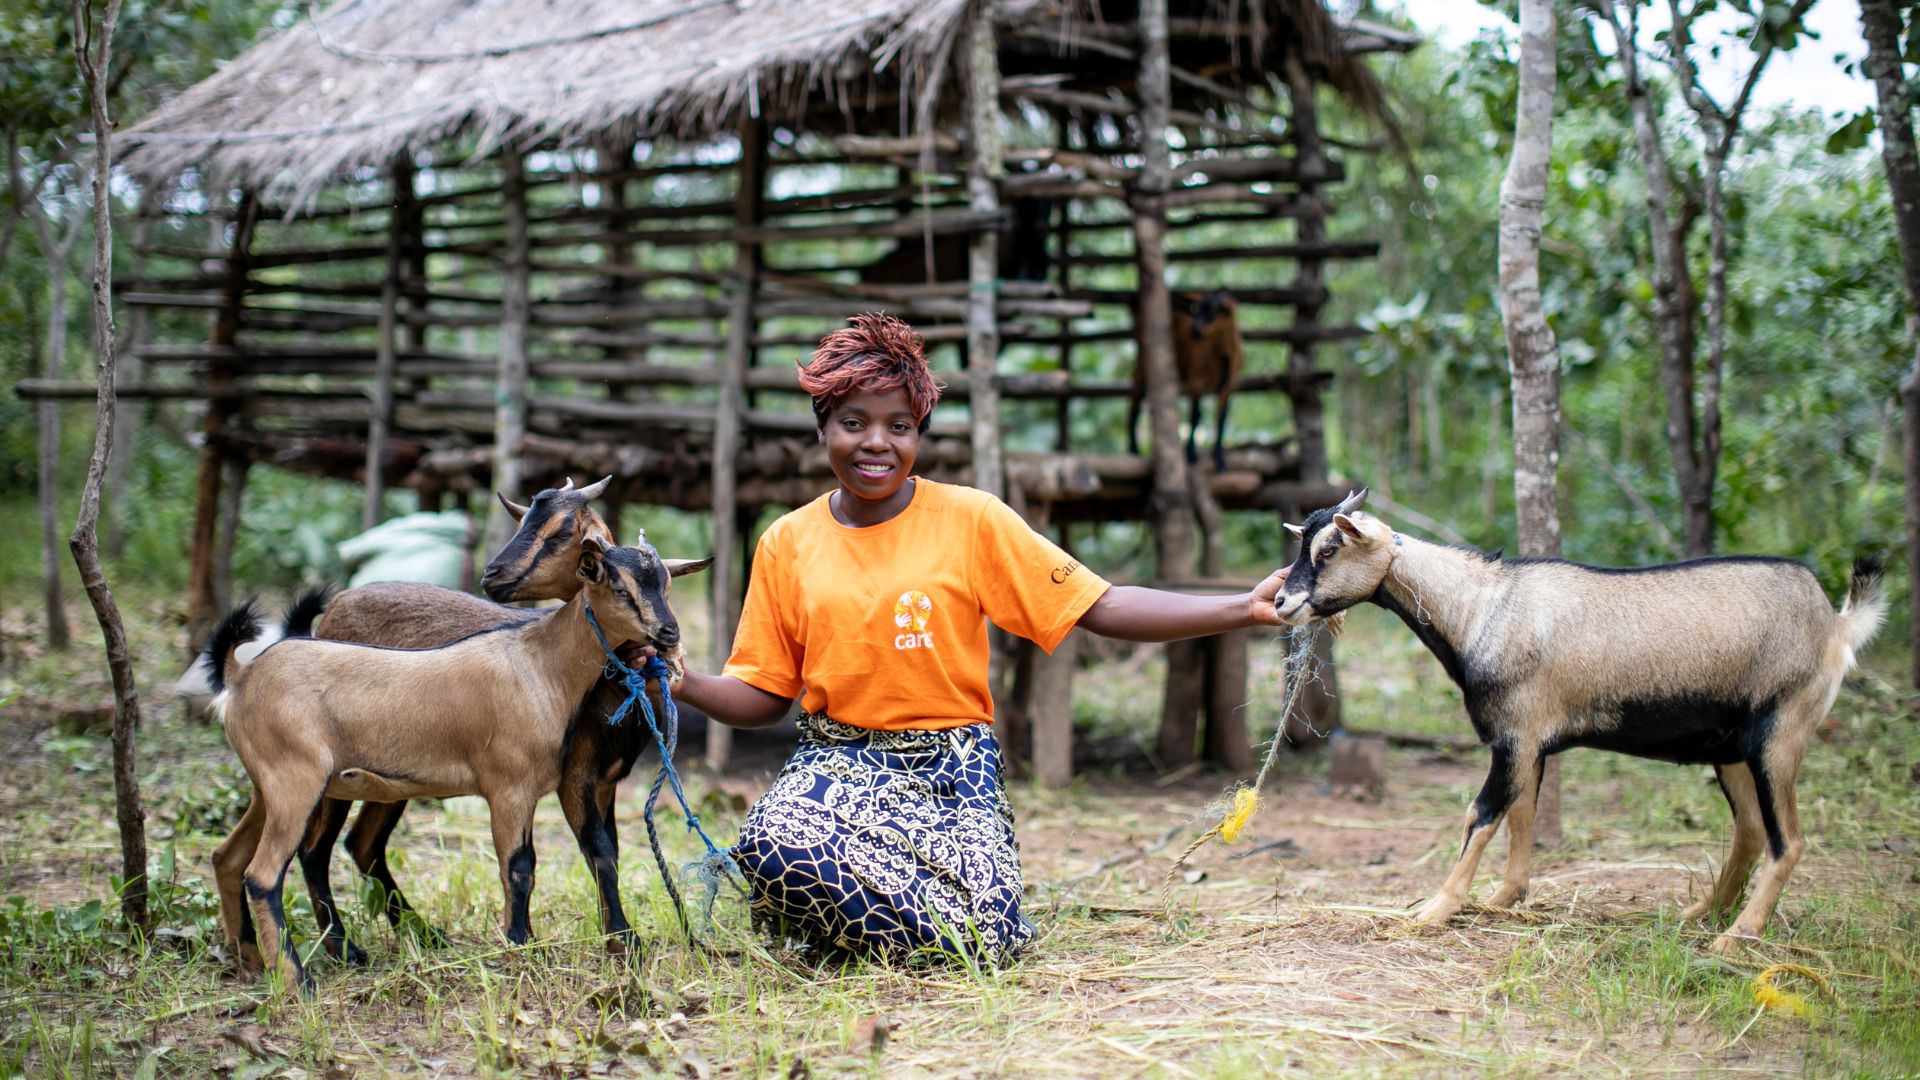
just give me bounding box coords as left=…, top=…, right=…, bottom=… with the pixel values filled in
left=722, top=479, right=1111, bottom=731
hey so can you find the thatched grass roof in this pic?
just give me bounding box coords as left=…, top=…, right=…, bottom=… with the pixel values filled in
left=121, top=0, right=1386, bottom=200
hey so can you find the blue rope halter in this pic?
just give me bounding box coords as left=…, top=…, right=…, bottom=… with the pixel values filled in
left=582, top=600, right=744, bottom=933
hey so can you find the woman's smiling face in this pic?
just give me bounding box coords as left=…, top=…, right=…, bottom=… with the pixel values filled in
left=820, top=385, right=921, bottom=514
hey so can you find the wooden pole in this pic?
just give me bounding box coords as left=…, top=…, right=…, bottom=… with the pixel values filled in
left=1135, top=0, right=1194, bottom=575
left=212, top=454, right=249, bottom=613
left=486, top=147, right=532, bottom=558
left=1053, top=112, right=1075, bottom=453
left=363, top=155, right=410, bottom=529
left=1138, top=0, right=1201, bottom=767
left=708, top=118, right=768, bottom=773
left=1280, top=55, right=1342, bottom=750
left=599, top=137, right=637, bottom=537
left=966, top=0, right=1005, bottom=498
left=186, top=192, right=254, bottom=650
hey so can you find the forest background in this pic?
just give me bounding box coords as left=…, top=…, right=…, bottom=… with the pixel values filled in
left=3, top=0, right=1908, bottom=630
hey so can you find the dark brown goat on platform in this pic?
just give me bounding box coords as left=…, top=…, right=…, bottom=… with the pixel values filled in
left=208, top=535, right=707, bottom=995
left=1128, top=290, right=1245, bottom=471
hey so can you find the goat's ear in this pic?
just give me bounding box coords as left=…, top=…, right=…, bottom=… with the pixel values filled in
left=665, top=556, right=715, bottom=579
left=497, top=491, right=530, bottom=522
left=1333, top=513, right=1371, bottom=543
left=580, top=533, right=610, bottom=556
left=577, top=549, right=604, bottom=583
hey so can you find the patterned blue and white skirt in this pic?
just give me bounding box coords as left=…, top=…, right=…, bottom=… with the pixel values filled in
left=732, top=713, right=1033, bottom=961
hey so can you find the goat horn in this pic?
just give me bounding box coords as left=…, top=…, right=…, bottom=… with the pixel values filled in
left=497, top=491, right=531, bottom=522
left=577, top=475, right=612, bottom=500
left=559, top=476, right=576, bottom=492
left=1335, top=488, right=1367, bottom=515
left=1284, top=522, right=1305, bottom=539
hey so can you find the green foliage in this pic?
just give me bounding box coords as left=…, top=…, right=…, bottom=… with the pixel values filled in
left=1322, top=5, right=1906, bottom=592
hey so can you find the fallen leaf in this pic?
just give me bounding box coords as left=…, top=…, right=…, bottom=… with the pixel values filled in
left=853, top=1015, right=892, bottom=1055
left=1182, top=869, right=1207, bottom=885
left=787, top=1057, right=812, bottom=1079
left=220, top=1024, right=285, bottom=1062
left=678, top=1050, right=711, bottom=1079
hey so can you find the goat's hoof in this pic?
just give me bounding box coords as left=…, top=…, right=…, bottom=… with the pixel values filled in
left=1411, top=895, right=1464, bottom=928
left=606, top=930, right=642, bottom=959
left=341, top=941, right=369, bottom=967
left=1709, top=928, right=1761, bottom=955
left=236, top=942, right=266, bottom=975
left=1484, top=885, right=1527, bottom=908
left=1677, top=898, right=1718, bottom=924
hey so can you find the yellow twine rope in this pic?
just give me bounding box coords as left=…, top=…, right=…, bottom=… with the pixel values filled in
left=1750, top=962, right=1838, bottom=1018
left=1159, top=622, right=1328, bottom=913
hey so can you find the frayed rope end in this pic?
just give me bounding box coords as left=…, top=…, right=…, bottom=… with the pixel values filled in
left=1218, top=787, right=1259, bottom=844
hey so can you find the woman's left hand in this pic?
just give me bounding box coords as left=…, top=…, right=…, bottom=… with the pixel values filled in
left=1247, top=566, right=1290, bottom=626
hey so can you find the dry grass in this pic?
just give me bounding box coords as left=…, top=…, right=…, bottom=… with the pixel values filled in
left=1, top=598, right=1916, bottom=1077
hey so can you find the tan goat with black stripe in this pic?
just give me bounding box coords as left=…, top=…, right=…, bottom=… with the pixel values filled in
left=205, top=535, right=704, bottom=995
left=1274, top=491, right=1885, bottom=954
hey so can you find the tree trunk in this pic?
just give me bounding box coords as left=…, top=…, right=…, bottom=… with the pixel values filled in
left=1599, top=0, right=1709, bottom=556
left=68, top=0, right=144, bottom=930
left=965, top=0, right=1005, bottom=499
left=1501, top=0, right=1564, bottom=845
left=40, top=259, right=72, bottom=650
left=1861, top=0, right=1920, bottom=686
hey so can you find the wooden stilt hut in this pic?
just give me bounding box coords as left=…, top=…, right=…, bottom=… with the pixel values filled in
left=58, top=0, right=1412, bottom=777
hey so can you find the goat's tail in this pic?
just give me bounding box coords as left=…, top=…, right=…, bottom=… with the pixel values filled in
left=204, top=600, right=264, bottom=703
left=282, top=585, right=333, bottom=639
left=1836, top=555, right=1888, bottom=667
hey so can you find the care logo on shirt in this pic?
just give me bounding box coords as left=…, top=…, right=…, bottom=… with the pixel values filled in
left=892, top=590, right=934, bottom=650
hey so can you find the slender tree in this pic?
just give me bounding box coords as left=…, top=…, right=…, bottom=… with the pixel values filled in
left=1590, top=0, right=1810, bottom=556
left=68, top=0, right=144, bottom=930
left=1501, top=0, right=1566, bottom=844
left=1860, top=0, right=1920, bottom=685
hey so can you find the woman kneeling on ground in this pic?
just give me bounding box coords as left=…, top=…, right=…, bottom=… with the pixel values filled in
left=671, top=313, right=1291, bottom=961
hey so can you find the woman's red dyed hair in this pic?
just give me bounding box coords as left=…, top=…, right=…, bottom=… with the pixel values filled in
left=799, top=313, right=945, bottom=430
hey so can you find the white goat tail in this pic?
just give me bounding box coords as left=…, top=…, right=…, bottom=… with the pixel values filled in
left=1837, top=557, right=1888, bottom=668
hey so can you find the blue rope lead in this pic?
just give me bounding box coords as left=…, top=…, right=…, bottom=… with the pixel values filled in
left=583, top=602, right=745, bottom=934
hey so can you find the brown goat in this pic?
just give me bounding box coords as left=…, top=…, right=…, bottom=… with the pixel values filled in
left=208, top=537, right=708, bottom=995
left=1127, top=290, right=1245, bottom=471
left=293, top=477, right=618, bottom=966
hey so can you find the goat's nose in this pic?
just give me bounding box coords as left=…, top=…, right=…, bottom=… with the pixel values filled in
left=654, top=624, right=681, bottom=648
